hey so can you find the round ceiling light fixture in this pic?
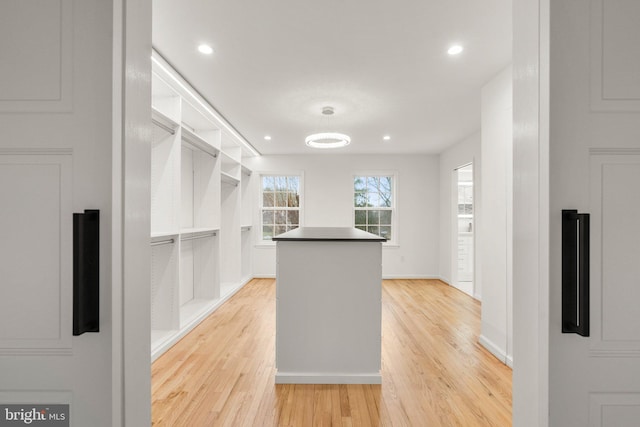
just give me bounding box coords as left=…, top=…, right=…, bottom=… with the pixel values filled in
left=305, top=132, right=351, bottom=149
left=305, top=106, right=351, bottom=149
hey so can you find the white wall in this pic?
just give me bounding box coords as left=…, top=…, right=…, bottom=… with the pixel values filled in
left=438, top=132, right=482, bottom=298
left=479, top=65, right=513, bottom=366
left=243, top=154, right=440, bottom=279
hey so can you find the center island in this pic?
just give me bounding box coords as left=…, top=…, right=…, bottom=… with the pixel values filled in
left=272, top=227, right=386, bottom=384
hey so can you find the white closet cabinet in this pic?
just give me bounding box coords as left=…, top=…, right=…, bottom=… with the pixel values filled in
left=150, top=51, right=255, bottom=361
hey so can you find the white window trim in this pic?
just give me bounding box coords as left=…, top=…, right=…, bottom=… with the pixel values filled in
left=256, top=171, right=304, bottom=247
left=352, top=171, right=398, bottom=246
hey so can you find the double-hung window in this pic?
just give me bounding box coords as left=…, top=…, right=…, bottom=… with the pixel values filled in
left=261, top=175, right=301, bottom=241
left=354, top=175, right=394, bottom=242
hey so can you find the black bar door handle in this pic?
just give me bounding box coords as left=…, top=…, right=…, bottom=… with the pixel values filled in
left=562, top=209, right=589, bottom=336
left=73, top=209, right=100, bottom=336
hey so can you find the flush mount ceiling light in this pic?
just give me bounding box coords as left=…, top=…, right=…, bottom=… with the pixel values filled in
left=264, top=135, right=272, bottom=141
left=447, top=45, right=464, bottom=55
left=305, top=106, right=351, bottom=149
left=383, top=135, right=391, bottom=141
left=197, top=44, right=214, bottom=55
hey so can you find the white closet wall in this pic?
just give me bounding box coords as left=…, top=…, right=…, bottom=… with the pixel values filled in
left=150, top=51, right=256, bottom=361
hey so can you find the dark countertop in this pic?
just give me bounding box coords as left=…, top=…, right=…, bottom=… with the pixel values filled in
left=272, top=227, right=387, bottom=242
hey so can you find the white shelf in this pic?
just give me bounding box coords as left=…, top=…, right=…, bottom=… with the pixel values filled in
left=151, top=231, right=179, bottom=240
left=221, top=171, right=240, bottom=186
left=241, top=225, right=252, bottom=232
left=241, top=165, right=252, bottom=176
left=220, top=151, right=241, bottom=182
left=152, top=107, right=179, bottom=134
left=182, top=99, right=217, bottom=135
left=181, top=126, right=219, bottom=158
left=220, top=150, right=240, bottom=164
left=180, top=227, right=219, bottom=236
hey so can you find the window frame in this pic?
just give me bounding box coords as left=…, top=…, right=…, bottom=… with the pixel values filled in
left=352, top=172, right=398, bottom=246
left=258, top=172, right=304, bottom=244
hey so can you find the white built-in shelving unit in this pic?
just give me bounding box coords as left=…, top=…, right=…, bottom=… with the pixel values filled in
left=150, top=51, right=257, bottom=361
left=240, top=166, right=254, bottom=284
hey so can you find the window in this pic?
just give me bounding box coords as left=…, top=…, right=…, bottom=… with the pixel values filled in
left=261, top=175, right=301, bottom=241
left=354, top=175, right=394, bottom=241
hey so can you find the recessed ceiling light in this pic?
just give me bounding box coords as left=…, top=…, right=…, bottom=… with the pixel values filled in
left=383, top=135, right=391, bottom=141
left=264, top=135, right=272, bottom=141
left=197, top=44, right=214, bottom=55
left=447, top=45, right=463, bottom=55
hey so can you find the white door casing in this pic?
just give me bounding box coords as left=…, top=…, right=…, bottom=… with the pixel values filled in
left=547, top=0, right=640, bottom=426
left=115, top=0, right=152, bottom=425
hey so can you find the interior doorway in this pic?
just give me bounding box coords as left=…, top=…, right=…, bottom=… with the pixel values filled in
left=454, top=163, right=474, bottom=297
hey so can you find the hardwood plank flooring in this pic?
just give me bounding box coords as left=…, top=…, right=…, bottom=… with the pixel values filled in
left=152, top=278, right=512, bottom=426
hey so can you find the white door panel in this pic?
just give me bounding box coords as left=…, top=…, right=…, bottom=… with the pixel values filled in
left=549, top=0, right=640, bottom=425
left=590, top=393, right=640, bottom=427
left=589, top=154, right=640, bottom=355
left=0, top=153, right=72, bottom=352
left=0, top=0, right=73, bottom=112
left=0, top=1, right=115, bottom=425
left=590, top=0, right=640, bottom=109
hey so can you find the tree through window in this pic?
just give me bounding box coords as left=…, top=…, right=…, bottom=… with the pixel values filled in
left=354, top=175, right=393, bottom=240
left=261, top=175, right=301, bottom=240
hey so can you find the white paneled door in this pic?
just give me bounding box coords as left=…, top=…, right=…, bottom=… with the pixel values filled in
left=0, top=1, right=118, bottom=425
left=549, top=0, right=640, bottom=425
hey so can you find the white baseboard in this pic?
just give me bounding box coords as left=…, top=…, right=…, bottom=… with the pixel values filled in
left=506, top=354, right=514, bottom=368
left=381, top=274, right=441, bottom=280
left=479, top=334, right=510, bottom=367
left=256, top=274, right=442, bottom=281
left=438, top=276, right=451, bottom=285
left=252, top=274, right=276, bottom=279
left=275, top=372, right=382, bottom=385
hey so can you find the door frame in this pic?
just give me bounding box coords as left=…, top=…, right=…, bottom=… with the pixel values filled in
left=451, top=163, right=475, bottom=298
left=113, top=0, right=152, bottom=425
left=512, top=0, right=550, bottom=425
left=113, top=0, right=554, bottom=425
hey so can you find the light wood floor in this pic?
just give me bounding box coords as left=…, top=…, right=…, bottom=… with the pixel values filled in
left=152, top=279, right=512, bottom=426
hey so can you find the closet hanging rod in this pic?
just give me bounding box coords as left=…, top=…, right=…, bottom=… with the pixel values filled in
left=152, top=118, right=177, bottom=135
left=150, top=238, right=175, bottom=246
left=181, top=232, right=216, bottom=241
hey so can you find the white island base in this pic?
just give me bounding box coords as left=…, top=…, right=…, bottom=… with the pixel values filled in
left=273, top=227, right=384, bottom=384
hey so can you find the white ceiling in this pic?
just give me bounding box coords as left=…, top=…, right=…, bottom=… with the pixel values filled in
left=153, top=0, right=512, bottom=156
